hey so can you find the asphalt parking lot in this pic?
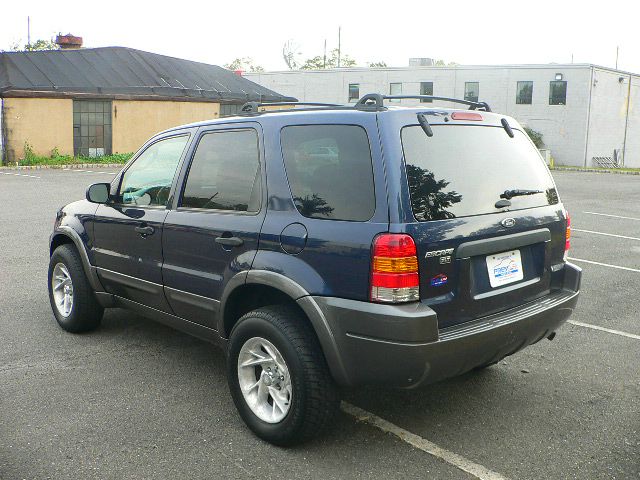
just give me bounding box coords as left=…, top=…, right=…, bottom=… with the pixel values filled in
left=0, top=168, right=638, bottom=479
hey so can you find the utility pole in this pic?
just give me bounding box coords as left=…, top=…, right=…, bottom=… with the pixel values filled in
left=337, top=26, right=341, bottom=68
left=27, top=16, right=31, bottom=47
left=323, top=39, right=327, bottom=69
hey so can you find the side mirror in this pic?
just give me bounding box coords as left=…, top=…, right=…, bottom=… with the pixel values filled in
left=86, top=183, right=111, bottom=204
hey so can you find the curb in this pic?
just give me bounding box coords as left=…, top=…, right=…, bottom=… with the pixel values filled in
left=0, top=163, right=124, bottom=170
left=550, top=167, right=640, bottom=176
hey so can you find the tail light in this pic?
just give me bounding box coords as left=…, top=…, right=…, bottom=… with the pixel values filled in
left=370, top=234, right=420, bottom=303
left=564, top=211, right=571, bottom=260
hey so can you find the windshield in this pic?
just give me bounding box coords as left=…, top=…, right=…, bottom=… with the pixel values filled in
left=401, top=125, right=558, bottom=221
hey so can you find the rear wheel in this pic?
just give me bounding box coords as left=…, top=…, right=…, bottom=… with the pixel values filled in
left=227, top=305, right=339, bottom=445
left=48, top=244, right=103, bottom=333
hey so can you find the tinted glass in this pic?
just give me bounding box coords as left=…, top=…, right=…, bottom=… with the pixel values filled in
left=281, top=125, right=375, bottom=221
left=119, top=135, right=189, bottom=206
left=420, top=82, right=433, bottom=102
left=464, top=82, right=479, bottom=102
left=348, top=84, right=360, bottom=101
left=181, top=130, right=261, bottom=212
left=516, top=81, right=533, bottom=104
left=549, top=81, right=567, bottom=105
left=389, top=83, right=402, bottom=102
left=402, top=125, right=557, bottom=221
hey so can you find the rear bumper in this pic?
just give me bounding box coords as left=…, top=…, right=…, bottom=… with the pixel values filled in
left=302, top=262, right=581, bottom=388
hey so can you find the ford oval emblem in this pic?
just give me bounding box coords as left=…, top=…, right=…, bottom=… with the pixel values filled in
left=501, top=218, right=516, bottom=228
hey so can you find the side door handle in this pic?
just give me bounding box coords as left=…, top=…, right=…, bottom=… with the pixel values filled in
left=134, top=225, right=155, bottom=236
left=215, top=236, right=244, bottom=247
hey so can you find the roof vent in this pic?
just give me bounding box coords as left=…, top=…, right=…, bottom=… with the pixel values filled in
left=55, top=34, right=83, bottom=49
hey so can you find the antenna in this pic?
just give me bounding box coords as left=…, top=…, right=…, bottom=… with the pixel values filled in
left=337, top=26, right=341, bottom=68
left=27, top=16, right=31, bottom=47
left=616, top=46, right=619, bottom=69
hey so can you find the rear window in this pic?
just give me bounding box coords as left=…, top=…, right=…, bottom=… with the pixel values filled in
left=401, top=125, right=557, bottom=221
left=281, top=125, right=375, bottom=221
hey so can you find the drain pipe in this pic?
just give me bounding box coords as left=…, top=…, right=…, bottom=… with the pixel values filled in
left=621, top=74, right=632, bottom=167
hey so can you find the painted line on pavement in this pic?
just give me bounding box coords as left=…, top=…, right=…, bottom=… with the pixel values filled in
left=62, top=168, right=116, bottom=175
left=341, top=402, right=509, bottom=480
left=0, top=171, right=40, bottom=179
left=568, top=257, right=640, bottom=273
left=572, top=228, right=640, bottom=241
left=568, top=320, right=640, bottom=341
left=583, top=211, right=640, bottom=221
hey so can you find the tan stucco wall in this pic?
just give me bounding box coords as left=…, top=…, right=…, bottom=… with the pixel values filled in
left=112, top=100, right=220, bottom=153
left=2, top=97, right=73, bottom=162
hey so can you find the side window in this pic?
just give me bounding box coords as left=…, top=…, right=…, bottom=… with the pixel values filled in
left=119, top=135, right=189, bottom=207
left=281, top=125, right=375, bottom=222
left=181, top=129, right=261, bottom=212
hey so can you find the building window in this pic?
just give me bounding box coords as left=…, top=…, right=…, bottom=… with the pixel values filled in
left=348, top=83, right=360, bottom=102
left=464, top=82, right=479, bottom=103
left=516, top=81, right=533, bottom=105
left=220, top=104, right=244, bottom=117
left=73, top=100, right=112, bottom=157
left=420, top=82, right=434, bottom=102
left=549, top=81, right=567, bottom=105
left=389, top=82, right=402, bottom=102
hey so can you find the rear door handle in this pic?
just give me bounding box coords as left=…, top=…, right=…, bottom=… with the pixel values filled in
left=134, top=225, right=155, bottom=236
left=215, top=236, right=244, bottom=247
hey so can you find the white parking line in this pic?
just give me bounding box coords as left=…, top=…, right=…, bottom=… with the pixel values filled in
left=572, top=228, right=640, bottom=241
left=341, top=402, right=509, bottom=480
left=568, top=320, right=640, bottom=341
left=568, top=257, right=640, bottom=273
left=583, top=211, right=640, bottom=221
left=62, top=168, right=116, bottom=175
left=0, top=171, right=40, bottom=179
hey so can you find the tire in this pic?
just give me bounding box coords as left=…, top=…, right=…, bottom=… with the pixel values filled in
left=227, top=305, right=339, bottom=446
left=48, top=244, right=103, bottom=333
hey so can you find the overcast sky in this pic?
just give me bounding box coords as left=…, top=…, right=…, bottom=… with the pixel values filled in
left=3, top=0, right=639, bottom=73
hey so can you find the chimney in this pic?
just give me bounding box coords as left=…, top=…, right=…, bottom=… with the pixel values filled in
left=55, top=34, right=83, bottom=49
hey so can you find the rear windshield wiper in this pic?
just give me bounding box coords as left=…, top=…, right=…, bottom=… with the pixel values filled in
left=500, top=189, right=543, bottom=200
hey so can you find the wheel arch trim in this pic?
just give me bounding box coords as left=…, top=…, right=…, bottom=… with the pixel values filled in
left=50, top=226, right=104, bottom=292
left=220, top=269, right=351, bottom=386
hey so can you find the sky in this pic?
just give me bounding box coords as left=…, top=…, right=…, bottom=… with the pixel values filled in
left=2, top=0, right=639, bottom=73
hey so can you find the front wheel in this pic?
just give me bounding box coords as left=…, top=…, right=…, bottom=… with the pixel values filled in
left=227, top=305, right=339, bottom=446
left=48, top=244, right=103, bottom=333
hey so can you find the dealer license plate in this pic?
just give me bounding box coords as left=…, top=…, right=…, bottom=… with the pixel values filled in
left=486, top=250, right=524, bottom=288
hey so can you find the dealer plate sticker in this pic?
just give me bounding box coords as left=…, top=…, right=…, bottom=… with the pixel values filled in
left=486, top=250, right=524, bottom=288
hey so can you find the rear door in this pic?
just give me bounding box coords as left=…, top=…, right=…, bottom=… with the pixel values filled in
left=93, top=132, right=191, bottom=312
left=383, top=111, right=567, bottom=328
left=160, top=123, right=265, bottom=329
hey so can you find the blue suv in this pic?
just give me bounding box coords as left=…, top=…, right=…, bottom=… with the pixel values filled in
left=48, top=94, right=581, bottom=445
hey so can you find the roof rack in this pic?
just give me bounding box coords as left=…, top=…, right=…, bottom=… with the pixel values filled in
left=238, top=93, right=491, bottom=116
left=355, top=93, right=492, bottom=112
left=240, top=101, right=343, bottom=113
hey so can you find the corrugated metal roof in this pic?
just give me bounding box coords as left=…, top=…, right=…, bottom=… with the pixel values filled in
left=0, top=47, right=295, bottom=103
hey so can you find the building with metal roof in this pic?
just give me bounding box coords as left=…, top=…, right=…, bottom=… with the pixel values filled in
left=0, top=46, right=294, bottom=163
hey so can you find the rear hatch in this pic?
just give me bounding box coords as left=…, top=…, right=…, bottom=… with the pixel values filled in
left=395, top=112, right=567, bottom=329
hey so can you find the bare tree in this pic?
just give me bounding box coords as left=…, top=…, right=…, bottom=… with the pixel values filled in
left=282, top=40, right=301, bottom=70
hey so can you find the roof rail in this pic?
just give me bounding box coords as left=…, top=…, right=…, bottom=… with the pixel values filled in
left=355, top=93, right=492, bottom=112
left=240, top=101, right=343, bottom=113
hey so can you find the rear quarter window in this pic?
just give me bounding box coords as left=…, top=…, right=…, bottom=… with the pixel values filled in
left=401, top=125, right=558, bottom=221
left=281, top=125, right=375, bottom=221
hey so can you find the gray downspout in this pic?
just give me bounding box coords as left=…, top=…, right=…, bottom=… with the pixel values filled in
left=0, top=98, right=5, bottom=165
left=583, top=67, right=594, bottom=168
left=621, top=74, right=632, bottom=167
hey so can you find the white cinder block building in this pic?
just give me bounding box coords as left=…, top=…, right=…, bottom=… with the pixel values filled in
left=247, top=64, right=640, bottom=168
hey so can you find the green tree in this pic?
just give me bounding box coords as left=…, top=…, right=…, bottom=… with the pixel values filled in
left=224, top=57, right=264, bottom=72
left=3, top=38, right=59, bottom=52
left=282, top=40, right=301, bottom=70
left=367, top=61, right=387, bottom=68
left=435, top=59, right=459, bottom=67
left=523, top=127, right=544, bottom=148
left=300, top=48, right=356, bottom=70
